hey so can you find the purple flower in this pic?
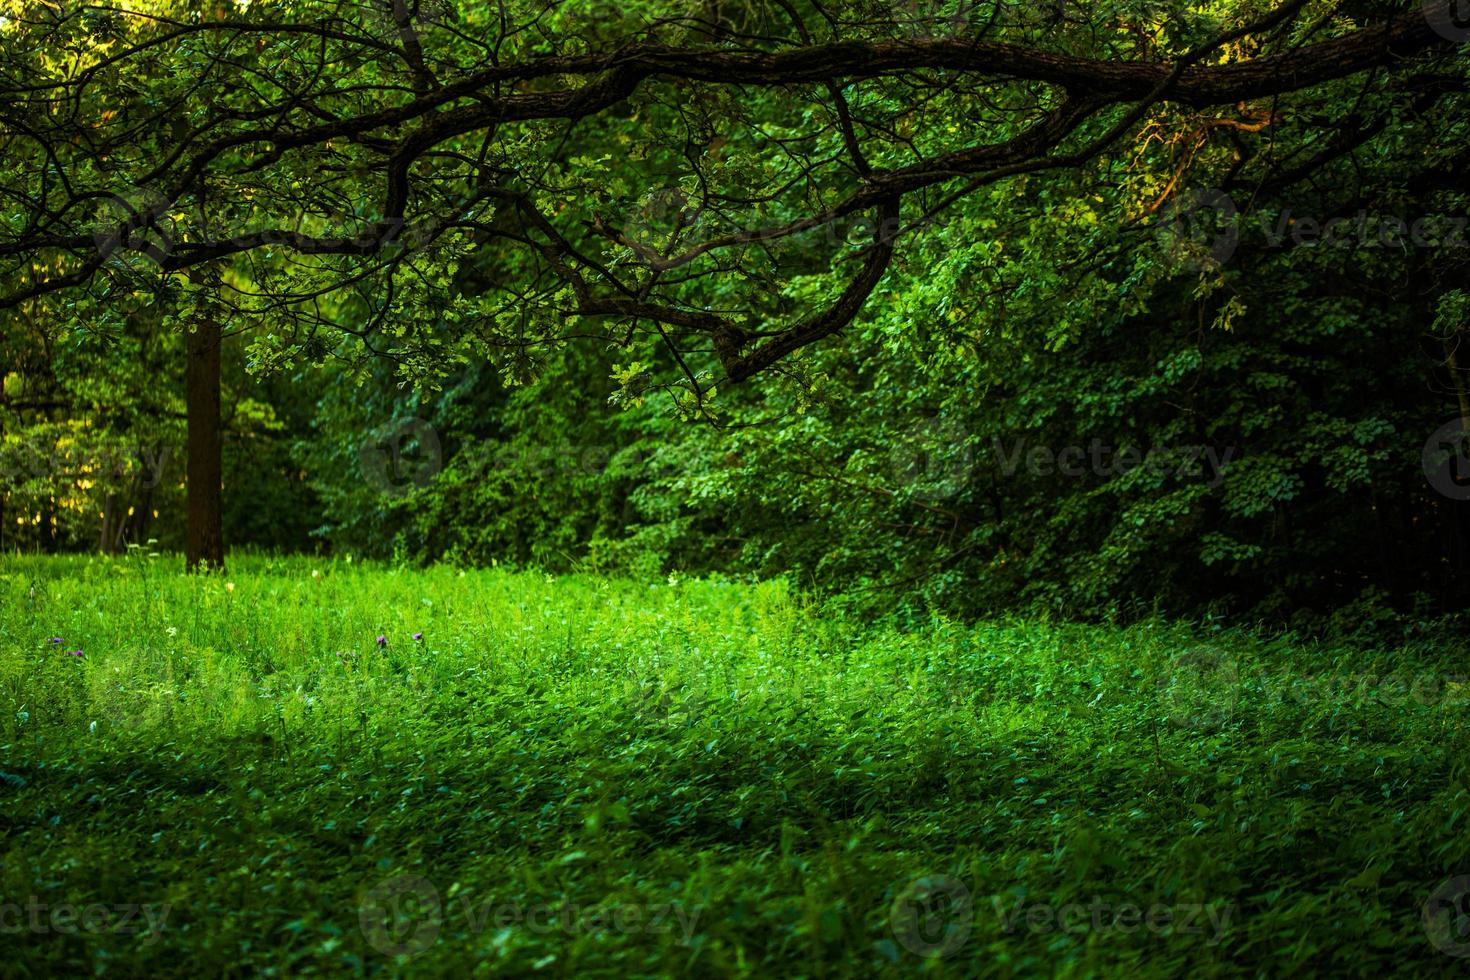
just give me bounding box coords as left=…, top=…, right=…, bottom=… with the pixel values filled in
left=65, top=649, right=83, bottom=658
left=412, top=632, right=424, bottom=642
left=376, top=635, right=387, bottom=649
left=47, top=637, right=64, bottom=645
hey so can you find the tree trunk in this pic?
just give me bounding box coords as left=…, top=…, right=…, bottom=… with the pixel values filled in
left=41, top=496, right=57, bottom=552
left=99, top=491, right=124, bottom=554
left=127, top=462, right=155, bottom=546
left=185, top=314, right=225, bottom=572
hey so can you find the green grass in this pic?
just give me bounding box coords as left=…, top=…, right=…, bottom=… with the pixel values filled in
left=2, top=553, right=1468, bottom=977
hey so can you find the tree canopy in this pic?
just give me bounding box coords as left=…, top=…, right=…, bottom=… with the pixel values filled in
left=3, top=0, right=1465, bottom=397
left=3, top=1, right=1469, bottom=620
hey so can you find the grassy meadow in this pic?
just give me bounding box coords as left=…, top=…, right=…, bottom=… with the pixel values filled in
left=2, top=554, right=1469, bottom=976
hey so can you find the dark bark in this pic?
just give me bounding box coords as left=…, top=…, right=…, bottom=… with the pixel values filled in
left=40, top=498, right=57, bottom=552
left=99, top=491, right=123, bottom=554
left=185, top=314, right=224, bottom=573
left=127, top=469, right=155, bottom=546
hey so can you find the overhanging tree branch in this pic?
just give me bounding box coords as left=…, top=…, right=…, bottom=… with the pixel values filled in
left=1, top=0, right=1465, bottom=383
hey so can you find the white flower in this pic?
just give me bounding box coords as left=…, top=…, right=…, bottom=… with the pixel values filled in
left=225, top=582, right=235, bottom=593
left=166, top=626, right=178, bottom=637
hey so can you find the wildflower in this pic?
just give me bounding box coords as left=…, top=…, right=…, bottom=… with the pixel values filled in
left=413, top=632, right=424, bottom=642
left=376, top=635, right=388, bottom=649
left=166, top=626, right=178, bottom=638
left=47, top=637, right=63, bottom=645
left=65, top=649, right=83, bottom=657
left=225, top=582, right=236, bottom=593
left=311, top=569, right=321, bottom=579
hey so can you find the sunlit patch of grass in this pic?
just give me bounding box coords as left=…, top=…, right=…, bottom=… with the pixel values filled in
left=1, top=554, right=1467, bottom=976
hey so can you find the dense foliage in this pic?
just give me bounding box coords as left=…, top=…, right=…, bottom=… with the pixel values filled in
left=4, top=1, right=1468, bottom=627
left=297, top=154, right=1470, bottom=627
left=4, top=6, right=1470, bottom=975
